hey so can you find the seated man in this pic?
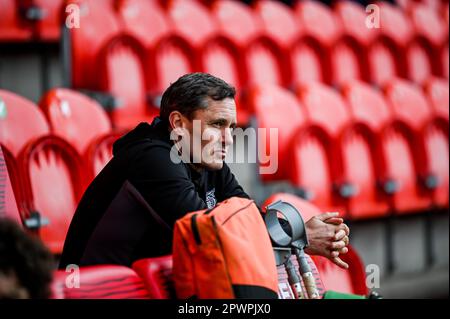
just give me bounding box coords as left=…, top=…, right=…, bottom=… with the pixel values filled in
left=59, top=73, right=349, bottom=269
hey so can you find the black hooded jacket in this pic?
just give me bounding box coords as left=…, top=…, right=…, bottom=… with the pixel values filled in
left=59, top=117, right=250, bottom=268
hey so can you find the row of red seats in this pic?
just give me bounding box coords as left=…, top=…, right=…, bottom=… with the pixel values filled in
left=62, top=0, right=449, bottom=129
left=251, top=77, right=449, bottom=219
left=51, top=192, right=369, bottom=299
left=0, top=88, right=119, bottom=254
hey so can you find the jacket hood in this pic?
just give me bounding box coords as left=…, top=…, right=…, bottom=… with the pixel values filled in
left=112, top=117, right=172, bottom=156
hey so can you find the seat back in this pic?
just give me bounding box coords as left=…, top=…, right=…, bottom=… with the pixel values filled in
left=52, top=265, right=150, bottom=299
left=167, top=0, right=217, bottom=49
left=254, top=0, right=301, bottom=49
left=384, top=79, right=433, bottom=132
left=132, top=255, right=175, bottom=299
left=18, top=136, right=85, bottom=254
left=0, top=90, right=50, bottom=157
left=424, top=77, right=449, bottom=121
left=294, top=0, right=342, bottom=47
left=201, top=37, right=243, bottom=89
left=117, top=0, right=171, bottom=48
left=248, top=85, right=306, bottom=181
left=212, top=0, right=262, bottom=48
left=97, top=35, right=149, bottom=129
left=85, top=132, right=122, bottom=180
left=39, top=89, right=112, bottom=154
left=152, top=35, right=196, bottom=94
left=66, top=0, right=121, bottom=88
left=0, top=145, right=21, bottom=224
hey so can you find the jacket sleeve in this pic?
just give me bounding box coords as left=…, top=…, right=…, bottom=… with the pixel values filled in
left=128, top=145, right=208, bottom=226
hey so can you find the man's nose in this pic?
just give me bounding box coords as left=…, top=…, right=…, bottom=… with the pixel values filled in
left=223, top=128, right=234, bottom=147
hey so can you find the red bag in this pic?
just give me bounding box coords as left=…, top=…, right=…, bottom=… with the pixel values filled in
left=172, top=197, right=278, bottom=299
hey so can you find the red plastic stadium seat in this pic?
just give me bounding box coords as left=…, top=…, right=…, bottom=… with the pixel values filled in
left=294, top=1, right=342, bottom=48
left=424, top=77, right=449, bottom=121
left=254, top=0, right=302, bottom=50
left=166, top=0, right=216, bottom=49
left=246, top=85, right=307, bottom=181
left=52, top=265, right=150, bottom=299
left=333, top=1, right=380, bottom=85
left=384, top=79, right=448, bottom=209
left=406, top=3, right=447, bottom=83
left=367, top=2, right=413, bottom=85
left=0, top=0, right=32, bottom=42
left=116, top=0, right=171, bottom=49
left=0, top=145, right=21, bottom=224
left=96, top=34, right=152, bottom=129
left=212, top=0, right=289, bottom=87
left=292, top=83, right=351, bottom=215
left=85, top=132, right=122, bottom=180
left=0, top=90, right=50, bottom=157
left=151, top=35, right=197, bottom=94
left=66, top=0, right=121, bottom=89
left=293, top=1, right=343, bottom=85
left=18, top=136, right=86, bottom=254
left=39, top=89, right=112, bottom=154
left=340, top=81, right=393, bottom=218
left=132, top=255, right=175, bottom=299
left=263, top=193, right=368, bottom=296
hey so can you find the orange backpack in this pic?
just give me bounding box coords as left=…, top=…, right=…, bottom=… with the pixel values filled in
left=172, top=197, right=279, bottom=299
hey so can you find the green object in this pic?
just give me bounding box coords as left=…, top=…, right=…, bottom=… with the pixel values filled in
left=322, top=290, right=366, bottom=299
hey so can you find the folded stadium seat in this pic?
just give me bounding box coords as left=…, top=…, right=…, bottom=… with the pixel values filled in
left=132, top=255, right=175, bottom=299
left=39, top=89, right=112, bottom=154
left=95, top=33, right=153, bottom=129
left=0, top=0, right=33, bottom=41
left=406, top=3, right=448, bottom=84
left=385, top=80, right=449, bottom=209
left=332, top=1, right=380, bottom=86
left=84, top=131, right=122, bottom=180
left=211, top=0, right=290, bottom=88
left=64, top=0, right=121, bottom=89
left=0, top=145, right=22, bottom=224
left=293, top=83, right=353, bottom=216
left=340, top=81, right=393, bottom=219
left=263, top=193, right=368, bottom=296
left=19, top=0, right=64, bottom=42
left=246, top=85, right=307, bottom=183
left=0, top=90, right=50, bottom=157
left=0, top=90, right=51, bottom=228
left=17, top=136, right=86, bottom=254
left=293, top=0, right=343, bottom=86
left=114, top=0, right=175, bottom=114
left=254, top=0, right=306, bottom=89
left=424, top=77, right=449, bottom=122
left=52, top=265, right=151, bottom=299
left=165, top=0, right=244, bottom=90
left=367, top=2, right=412, bottom=86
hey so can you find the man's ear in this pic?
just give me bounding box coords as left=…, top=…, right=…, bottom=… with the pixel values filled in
left=169, top=111, right=186, bottom=136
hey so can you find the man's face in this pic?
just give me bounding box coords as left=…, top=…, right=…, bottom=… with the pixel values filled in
left=185, top=98, right=237, bottom=170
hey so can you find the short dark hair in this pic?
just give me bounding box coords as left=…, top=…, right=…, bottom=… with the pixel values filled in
left=160, top=73, right=236, bottom=122
left=0, top=219, right=54, bottom=299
